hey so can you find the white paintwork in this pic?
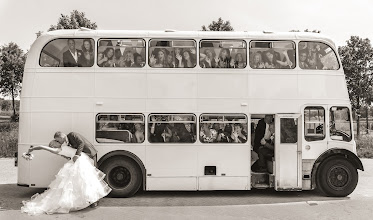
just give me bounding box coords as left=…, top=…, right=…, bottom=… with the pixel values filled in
left=17, top=30, right=355, bottom=191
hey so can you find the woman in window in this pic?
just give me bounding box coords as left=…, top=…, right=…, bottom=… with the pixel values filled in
left=149, top=49, right=168, bottom=67
left=132, top=123, right=145, bottom=143
left=100, top=47, right=116, bottom=67
left=251, top=52, right=265, bottom=69
left=200, top=49, right=216, bottom=68
left=263, top=50, right=278, bottom=69
left=217, top=48, right=231, bottom=68
left=200, top=123, right=218, bottom=143
left=231, top=123, right=247, bottom=143
left=179, top=49, right=196, bottom=68
left=234, top=53, right=246, bottom=68
left=80, top=39, right=94, bottom=67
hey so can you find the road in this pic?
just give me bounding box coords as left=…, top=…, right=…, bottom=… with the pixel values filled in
left=0, top=158, right=372, bottom=219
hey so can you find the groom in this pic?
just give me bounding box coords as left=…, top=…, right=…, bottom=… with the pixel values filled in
left=53, top=131, right=99, bottom=207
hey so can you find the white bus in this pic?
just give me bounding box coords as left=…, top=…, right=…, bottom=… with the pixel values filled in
left=17, top=29, right=363, bottom=197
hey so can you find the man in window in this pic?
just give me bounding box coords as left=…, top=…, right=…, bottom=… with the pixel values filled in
left=63, top=39, right=83, bottom=67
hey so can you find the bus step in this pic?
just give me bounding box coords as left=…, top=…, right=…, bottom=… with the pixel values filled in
left=252, top=183, right=270, bottom=189
left=251, top=172, right=269, bottom=187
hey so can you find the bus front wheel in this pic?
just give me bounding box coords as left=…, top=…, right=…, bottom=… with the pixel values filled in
left=317, top=157, right=358, bottom=197
left=100, top=156, right=142, bottom=197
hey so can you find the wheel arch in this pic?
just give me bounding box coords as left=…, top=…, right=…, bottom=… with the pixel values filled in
left=311, top=148, right=364, bottom=189
left=98, top=150, right=146, bottom=190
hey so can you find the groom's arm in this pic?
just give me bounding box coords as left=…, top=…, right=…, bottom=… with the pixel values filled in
left=71, top=133, right=85, bottom=156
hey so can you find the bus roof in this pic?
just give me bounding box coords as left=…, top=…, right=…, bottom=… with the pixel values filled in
left=39, top=29, right=336, bottom=47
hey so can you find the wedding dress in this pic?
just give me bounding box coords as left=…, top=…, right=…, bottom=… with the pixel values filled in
left=21, top=145, right=111, bottom=215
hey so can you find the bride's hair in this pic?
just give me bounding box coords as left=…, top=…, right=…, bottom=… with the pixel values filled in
left=49, top=140, right=61, bottom=148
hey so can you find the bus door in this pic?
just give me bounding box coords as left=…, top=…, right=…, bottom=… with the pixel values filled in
left=274, top=114, right=302, bottom=190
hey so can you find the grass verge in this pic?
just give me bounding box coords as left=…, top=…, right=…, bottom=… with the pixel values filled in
left=356, top=134, right=373, bottom=158
left=0, top=122, right=18, bottom=158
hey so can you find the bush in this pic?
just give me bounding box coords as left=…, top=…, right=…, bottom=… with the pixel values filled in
left=0, top=122, right=18, bottom=158
left=356, top=134, right=373, bottom=158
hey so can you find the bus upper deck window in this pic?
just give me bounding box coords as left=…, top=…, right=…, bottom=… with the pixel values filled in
left=298, top=41, right=339, bottom=70
left=97, top=39, right=146, bottom=68
left=249, top=41, right=295, bottom=69
left=199, top=40, right=247, bottom=69
left=40, top=38, right=95, bottom=67
left=148, top=39, right=197, bottom=68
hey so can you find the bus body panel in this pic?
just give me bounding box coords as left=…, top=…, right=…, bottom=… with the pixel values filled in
left=18, top=30, right=356, bottom=192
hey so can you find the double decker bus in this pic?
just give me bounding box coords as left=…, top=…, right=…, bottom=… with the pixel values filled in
left=16, top=28, right=363, bottom=197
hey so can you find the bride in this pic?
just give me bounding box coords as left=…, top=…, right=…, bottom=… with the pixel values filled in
left=21, top=140, right=111, bottom=215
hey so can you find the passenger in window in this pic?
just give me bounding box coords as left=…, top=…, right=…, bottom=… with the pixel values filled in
left=114, top=49, right=122, bottom=62
left=200, top=49, right=216, bottom=68
left=132, top=53, right=144, bottom=67
left=263, top=50, right=278, bottom=69
left=101, top=48, right=116, bottom=67
left=63, top=39, right=83, bottom=67
left=97, top=53, right=105, bottom=67
left=163, top=122, right=180, bottom=142
left=251, top=52, right=265, bottom=69
left=80, top=39, right=94, bottom=67
left=174, top=48, right=182, bottom=67
left=217, top=48, right=232, bottom=68
left=299, top=50, right=309, bottom=69
left=178, top=49, right=196, bottom=68
left=132, top=123, right=144, bottom=143
left=124, top=51, right=134, bottom=67
left=166, top=52, right=176, bottom=68
left=216, top=123, right=232, bottom=143
left=149, top=115, right=166, bottom=142
left=231, top=124, right=247, bottom=143
left=200, top=123, right=218, bottom=143
left=234, top=53, right=246, bottom=68
left=149, top=48, right=168, bottom=67
left=175, top=123, right=195, bottom=143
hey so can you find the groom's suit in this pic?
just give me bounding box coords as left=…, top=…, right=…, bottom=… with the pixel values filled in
left=63, top=49, right=83, bottom=67
left=67, top=132, right=97, bottom=159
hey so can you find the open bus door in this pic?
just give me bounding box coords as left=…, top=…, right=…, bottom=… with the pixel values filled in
left=274, top=114, right=302, bottom=190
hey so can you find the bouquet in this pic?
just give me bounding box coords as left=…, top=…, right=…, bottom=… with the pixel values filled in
left=22, top=152, right=34, bottom=160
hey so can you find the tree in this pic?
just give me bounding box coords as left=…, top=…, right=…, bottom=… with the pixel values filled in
left=0, top=42, right=25, bottom=120
left=338, top=36, right=373, bottom=137
left=48, top=10, right=97, bottom=31
left=201, top=17, right=234, bottom=31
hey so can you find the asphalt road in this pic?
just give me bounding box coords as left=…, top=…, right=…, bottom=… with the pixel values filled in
left=0, top=158, right=372, bottom=219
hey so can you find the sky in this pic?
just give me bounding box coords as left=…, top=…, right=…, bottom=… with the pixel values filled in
left=1, top=0, right=373, bottom=52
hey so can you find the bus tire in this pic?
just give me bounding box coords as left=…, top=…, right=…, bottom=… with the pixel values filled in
left=317, top=156, right=358, bottom=197
left=100, top=156, right=142, bottom=197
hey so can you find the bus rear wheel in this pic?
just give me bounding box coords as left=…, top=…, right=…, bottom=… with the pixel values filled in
left=317, top=157, right=358, bottom=197
left=100, top=156, right=142, bottom=197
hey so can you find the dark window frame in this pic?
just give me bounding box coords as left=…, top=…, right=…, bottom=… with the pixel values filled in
left=199, top=113, right=248, bottom=144
left=39, top=38, right=96, bottom=68
left=298, top=41, right=340, bottom=70
left=95, top=113, right=145, bottom=144
left=329, top=106, right=352, bottom=142
left=304, top=106, right=326, bottom=142
left=199, top=39, right=248, bottom=69
left=249, top=40, right=296, bottom=69
left=97, top=38, right=146, bottom=68
left=147, top=113, right=197, bottom=144
left=148, top=39, right=197, bottom=69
